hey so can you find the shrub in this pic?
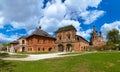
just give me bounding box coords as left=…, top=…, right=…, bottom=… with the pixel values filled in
left=0, top=53, right=9, bottom=58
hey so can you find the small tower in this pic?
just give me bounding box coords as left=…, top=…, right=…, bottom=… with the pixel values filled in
left=99, top=31, right=103, bottom=42
left=90, top=26, right=99, bottom=45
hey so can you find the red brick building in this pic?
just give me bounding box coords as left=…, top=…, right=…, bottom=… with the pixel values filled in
left=25, top=26, right=55, bottom=52
left=90, top=26, right=105, bottom=46
left=55, top=25, right=89, bottom=52
left=10, top=36, right=26, bottom=52
left=10, top=25, right=105, bottom=53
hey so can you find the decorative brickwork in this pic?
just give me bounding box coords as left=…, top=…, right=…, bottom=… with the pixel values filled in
left=90, top=26, right=105, bottom=46
left=55, top=25, right=89, bottom=52
left=10, top=25, right=105, bottom=53
left=25, top=26, right=55, bottom=52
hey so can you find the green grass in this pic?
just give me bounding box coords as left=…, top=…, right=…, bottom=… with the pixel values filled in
left=17, top=51, right=56, bottom=54
left=60, top=51, right=84, bottom=55
left=1, top=51, right=120, bottom=72
left=9, top=54, right=28, bottom=58
left=0, top=53, right=28, bottom=58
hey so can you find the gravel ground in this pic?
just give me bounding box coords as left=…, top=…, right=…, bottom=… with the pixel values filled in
left=1, top=51, right=97, bottom=61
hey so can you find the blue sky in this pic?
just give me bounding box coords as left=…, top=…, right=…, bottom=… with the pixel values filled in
left=0, top=0, right=120, bottom=44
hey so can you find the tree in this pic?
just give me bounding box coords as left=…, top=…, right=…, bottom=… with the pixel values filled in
left=1, top=43, right=10, bottom=51
left=107, top=28, right=120, bottom=46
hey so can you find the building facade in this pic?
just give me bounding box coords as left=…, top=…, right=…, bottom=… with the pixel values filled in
left=25, top=26, right=55, bottom=52
left=89, top=26, right=105, bottom=46
left=10, top=36, right=26, bottom=52
left=55, top=25, right=89, bottom=52
left=10, top=25, right=105, bottom=53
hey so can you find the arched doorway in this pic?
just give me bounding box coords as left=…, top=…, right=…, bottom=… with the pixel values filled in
left=22, top=47, right=25, bottom=52
left=48, top=48, right=52, bottom=51
left=58, top=44, right=64, bottom=52
left=66, top=44, right=72, bottom=52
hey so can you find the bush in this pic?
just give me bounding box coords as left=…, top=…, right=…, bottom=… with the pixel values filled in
left=0, top=53, right=9, bottom=58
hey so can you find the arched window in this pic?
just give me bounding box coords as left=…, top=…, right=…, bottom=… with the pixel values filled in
left=22, top=40, right=25, bottom=44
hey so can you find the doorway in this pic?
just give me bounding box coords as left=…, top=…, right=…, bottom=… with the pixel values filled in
left=66, top=44, right=72, bottom=52
left=58, top=45, right=64, bottom=52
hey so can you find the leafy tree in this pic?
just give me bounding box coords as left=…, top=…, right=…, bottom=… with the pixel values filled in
left=1, top=43, right=10, bottom=51
left=107, top=28, right=120, bottom=46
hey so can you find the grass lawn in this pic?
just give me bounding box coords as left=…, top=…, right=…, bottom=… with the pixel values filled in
left=8, top=54, right=28, bottom=58
left=0, top=53, right=28, bottom=58
left=1, top=51, right=120, bottom=72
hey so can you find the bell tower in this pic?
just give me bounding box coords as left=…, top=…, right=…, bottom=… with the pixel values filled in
left=90, top=26, right=99, bottom=45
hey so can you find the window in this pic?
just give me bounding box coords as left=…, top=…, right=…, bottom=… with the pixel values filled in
left=28, top=48, right=32, bottom=51
left=43, top=48, right=45, bottom=51
left=38, top=48, right=40, bottom=51
left=77, top=37, right=79, bottom=41
left=38, top=39, right=39, bottom=43
left=58, top=34, right=61, bottom=40
left=30, top=48, right=32, bottom=51
left=67, top=32, right=70, bottom=39
left=22, top=40, right=25, bottom=44
left=48, top=48, right=52, bottom=51
left=43, top=40, right=45, bottom=43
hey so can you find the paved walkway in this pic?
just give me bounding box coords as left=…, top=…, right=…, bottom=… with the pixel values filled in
left=1, top=51, right=97, bottom=61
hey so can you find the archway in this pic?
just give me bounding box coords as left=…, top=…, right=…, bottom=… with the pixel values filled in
left=58, top=44, right=64, bottom=52
left=48, top=48, right=52, bottom=51
left=66, top=44, right=72, bottom=52
left=22, top=47, right=25, bottom=52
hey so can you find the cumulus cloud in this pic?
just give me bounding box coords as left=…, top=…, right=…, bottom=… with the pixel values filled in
left=0, top=33, right=19, bottom=43
left=65, top=0, right=102, bottom=12
left=59, top=20, right=81, bottom=31
left=44, top=2, right=66, bottom=20
left=0, top=0, right=104, bottom=43
left=101, top=21, right=120, bottom=41
left=0, top=0, right=43, bottom=30
left=39, top=0, right=104, bottom=40
left=80, top=10, right=104, bottom=24
left=64, top=0, right=104, bottom=21
left=77, top=29, right=92, bottom=40
left=0, top=16, right=4, bottom=28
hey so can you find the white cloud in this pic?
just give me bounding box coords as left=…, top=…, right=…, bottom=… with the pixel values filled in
left=64, top=0, right=104, bottom=22
left=59, top=20, right=81, bottom=31
left=0, top=0, right=43, bottom=30
left=80, top=10, right=104, bottom=24
left=77, top=29, right=92, bottom=40
left=0, top=16, right=4, bottom=28
left=39, top=1, right=67, bottom=33
left=44, top=2, right=66, bottom=20
left=0, top=0, right=105, bottom=43
left=0, top=33, right=19, bottom=43
left=11, top=16, right=39, bottom=31
left=101, top=21, right=120, bottom=41
left=39, top=0, right=104, bottom=39
left=27, top=29, right=36, bottom=35
left=65, top=0, right=102, bottom=12
left=40, top=17, right=59, bottom=33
